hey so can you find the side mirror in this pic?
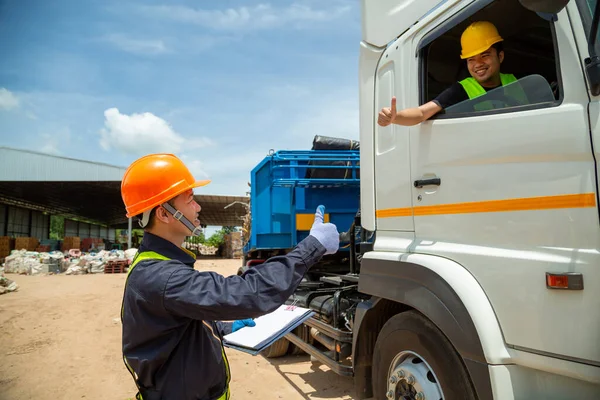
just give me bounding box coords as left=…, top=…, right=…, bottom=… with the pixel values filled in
left=518, top=0, right=570, bottom=14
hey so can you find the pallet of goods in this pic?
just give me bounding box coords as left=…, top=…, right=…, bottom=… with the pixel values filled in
left=0, top=236, right=12, bottom=259
left=61, top=236, right=81, bottom=252
left=104, top=259, right=128, bottom=274
left=15, top=237, right=39, bottom=252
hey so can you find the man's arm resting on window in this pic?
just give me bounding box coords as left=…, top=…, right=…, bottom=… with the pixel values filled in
left=393, top=101, right=442, bottom=126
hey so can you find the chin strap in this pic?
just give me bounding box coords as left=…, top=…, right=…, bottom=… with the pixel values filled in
left=138, top=209, right=152, bottom=228
left=161, top=202, right=204, bottom=236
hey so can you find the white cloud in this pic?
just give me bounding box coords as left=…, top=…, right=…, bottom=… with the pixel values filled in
left=100, top=108, right=185, bottom=154
left=103, top=34, right=169, bottom=55
left=137, top=2, right=352, bottom=31
left=179, top=154, right=211, bottom=185
left=99, top=108, right=215, bottom=156
left=40, top=142, right=60, bottom=155
left=0, top=88, right=19, bottom=110
left=39, top=128, right=71, bottom=156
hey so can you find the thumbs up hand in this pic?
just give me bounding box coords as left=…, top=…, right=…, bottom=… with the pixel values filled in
left=377, top=96, right=397, bottom=127
left=309, top=205, right=339, bottom=255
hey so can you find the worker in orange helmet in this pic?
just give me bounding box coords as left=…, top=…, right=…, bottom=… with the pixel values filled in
left=378, top=21, right=526, bottom=126
left=120, top=154, right=340, bottom=400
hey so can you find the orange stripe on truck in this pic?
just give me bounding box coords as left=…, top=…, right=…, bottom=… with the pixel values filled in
left=376, top=193, right=596, bottom=219
left=375, top=207, right=413, bottom=218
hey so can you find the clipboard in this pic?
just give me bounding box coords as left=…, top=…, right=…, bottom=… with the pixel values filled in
left=223, top=303, right=315, bottom=356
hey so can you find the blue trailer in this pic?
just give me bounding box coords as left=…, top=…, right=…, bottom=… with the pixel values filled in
left=243, top=149, right=361, bottom=261
left=240, top=141, right=376, bottom=362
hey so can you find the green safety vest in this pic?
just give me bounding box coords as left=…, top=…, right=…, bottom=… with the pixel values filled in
left=122, top=251, right=231, bottom=400
left=459, top=73, right=529, bottom=111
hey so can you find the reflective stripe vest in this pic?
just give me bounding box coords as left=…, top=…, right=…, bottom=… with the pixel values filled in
left=121, top=251, right=231, bottom=400
left=458, top=73, right=528, bottom=111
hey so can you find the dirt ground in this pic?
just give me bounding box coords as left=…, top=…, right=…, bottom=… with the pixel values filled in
left=0, top=258, right=356, bottom=400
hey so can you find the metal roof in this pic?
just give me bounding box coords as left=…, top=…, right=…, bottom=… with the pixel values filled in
left=0, top=147, right=249, bottom=228
left=194, top=195, right=249, bottom=227
left=0, top=147, right=126, bottom=181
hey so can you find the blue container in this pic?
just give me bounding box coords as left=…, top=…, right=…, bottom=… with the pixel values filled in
left=245, top=150, right=360, bottom=253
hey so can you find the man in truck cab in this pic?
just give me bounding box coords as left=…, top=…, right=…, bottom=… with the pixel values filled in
left=378, top=21, right=527, bottom=127
left=119, top=153, right=340, bottom=400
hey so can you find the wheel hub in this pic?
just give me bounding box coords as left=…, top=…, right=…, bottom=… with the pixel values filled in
left=386, top=351, right=443, bottom=400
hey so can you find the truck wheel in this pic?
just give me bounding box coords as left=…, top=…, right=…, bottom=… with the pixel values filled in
left=236, top=265, right=249, bottom=276
left=288, top=326, right=311, bottom=355
left=372, top=311, right=476, bottom=400
left=262, top=338, right=290, bottom=358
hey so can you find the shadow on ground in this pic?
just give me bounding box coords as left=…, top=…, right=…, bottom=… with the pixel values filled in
left=264, top=354, right=356, bottom=399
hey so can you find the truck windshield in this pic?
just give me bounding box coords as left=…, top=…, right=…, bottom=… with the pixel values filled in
left=444, top=74, right=556, bottom=115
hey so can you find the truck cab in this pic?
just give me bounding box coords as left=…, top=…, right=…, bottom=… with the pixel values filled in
left=357, top=0, right=599, bottom=398
left=243, top=1, right=600, bottom=399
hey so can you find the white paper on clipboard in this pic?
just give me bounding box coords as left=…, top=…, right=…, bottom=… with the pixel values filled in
left=223, top=304, right=313, bottom=352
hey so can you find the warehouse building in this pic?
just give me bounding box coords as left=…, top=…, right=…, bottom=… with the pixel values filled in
left=0, top=147, right=249, bottom=256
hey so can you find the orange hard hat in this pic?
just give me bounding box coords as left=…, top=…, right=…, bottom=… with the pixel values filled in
left=121, top=154, right=210, bottom=218
left=460, top=21, right=503, bottom=59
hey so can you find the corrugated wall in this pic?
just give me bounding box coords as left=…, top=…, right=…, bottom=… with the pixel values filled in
left=0, top=204, right=5, bottom=236
left=30, top=211, right=49, bottom=239
left=90, top=224, right=100, bottom=238
left=64, top=218, right=114, bottom=240
left=1, top=206, right=116, bottom=241
left=78, top=221, right=90, bottom=238
left=7, top=206, right=30, bottom=237
left=65, top=219, right=78, bottom=237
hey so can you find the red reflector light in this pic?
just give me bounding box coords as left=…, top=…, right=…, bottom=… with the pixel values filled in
left=546, top=274, right=569, bottom=288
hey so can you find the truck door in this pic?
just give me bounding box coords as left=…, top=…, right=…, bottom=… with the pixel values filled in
left=373, top=43, right=415, bottom=233
left=363, top=0, right=445, bottom=235
left=407, top=2, right=599, bottom=366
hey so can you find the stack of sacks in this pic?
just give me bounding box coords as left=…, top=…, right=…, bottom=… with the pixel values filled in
left=0, top=273, right=18, bottom=295
left=80, top=251, right=109, bottom=274
left=124, top=248, right=138, bottom=262
left=39, top=251, right=64, bottom=274
left=3, top=250, right=44, bottom=275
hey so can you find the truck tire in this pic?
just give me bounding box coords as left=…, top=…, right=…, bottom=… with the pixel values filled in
left=261, top=338, right=290, bottom=358
left=288, top=325, right=311, bottom=355
left=372, top=311, right=476, bottom=400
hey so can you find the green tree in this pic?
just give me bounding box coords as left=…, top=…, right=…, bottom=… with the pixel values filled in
left=222, top=226, right=238, bottom=234
left=49, top=215, right=65, bottom=240
left=205, top=226, right=239, bottom=248
left=186, top=233, right=206, bottom=244
left=206, top=230, right=225, bottom=248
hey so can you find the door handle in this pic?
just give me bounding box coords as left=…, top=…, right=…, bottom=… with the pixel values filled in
left=414, top=177, right=441, bottom=188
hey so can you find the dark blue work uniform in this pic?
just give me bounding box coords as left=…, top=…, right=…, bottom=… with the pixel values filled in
left=121, top=232, right=326, bottom=400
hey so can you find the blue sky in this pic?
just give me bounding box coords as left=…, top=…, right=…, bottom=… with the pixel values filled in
left=0, top=0, right=361, bottom=207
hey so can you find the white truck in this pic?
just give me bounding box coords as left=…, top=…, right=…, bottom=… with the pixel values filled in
left=249, top=0, right=600, bottom=398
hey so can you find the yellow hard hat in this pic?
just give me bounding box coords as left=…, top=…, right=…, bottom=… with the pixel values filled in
left=460, top=21, right=503, bottom=59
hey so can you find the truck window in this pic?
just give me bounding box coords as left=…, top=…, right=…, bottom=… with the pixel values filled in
left=420, top=0, right=562, bottom=118
left=444, top=74, right=556, bottom=114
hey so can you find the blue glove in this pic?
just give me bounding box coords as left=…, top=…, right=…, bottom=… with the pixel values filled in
left=309, top=205, right=339, bottom=255
left=231, top=318, right=256, bottom=333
